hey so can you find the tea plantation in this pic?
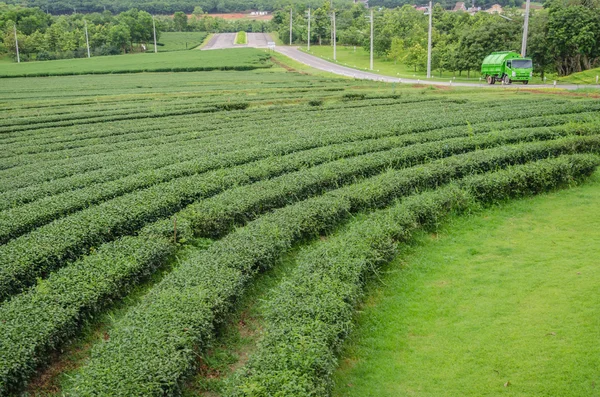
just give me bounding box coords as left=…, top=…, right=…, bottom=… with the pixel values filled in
left=0, top=58, right=599, bottom=396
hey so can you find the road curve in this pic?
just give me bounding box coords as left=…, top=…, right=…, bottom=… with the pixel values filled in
left=201, top=34, right=596, bottom=90
left=274, top=46, right=595, bottom=91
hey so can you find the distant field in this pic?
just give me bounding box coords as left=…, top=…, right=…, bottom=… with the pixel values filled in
left=154, top=32, right=209, bottom=52
left=560, top=68, right=600, bottom=85
left=0, top=48, right=271, bottom=78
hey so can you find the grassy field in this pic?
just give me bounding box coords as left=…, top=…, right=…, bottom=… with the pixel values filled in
left=154, top=32, right=209, bottom=51
left=333, top=171, right=600, bottom=397
left=1, top=50, right=600, bottom=396
left=235, top=31, right=247, bottom=45
left=0, top=48, right=270, bottom=77
left=561, top=67, right=600, bottom=85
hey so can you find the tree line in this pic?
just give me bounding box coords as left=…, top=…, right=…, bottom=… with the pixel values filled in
left=0, top=3, right=270, bottom=61
left=3, top=0, right=529, bottom=15
left=274, top=0, right=600, bottom=76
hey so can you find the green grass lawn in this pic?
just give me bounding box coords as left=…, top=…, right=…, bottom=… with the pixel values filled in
left=333, top=171, right=600, bottom=397
left=0, top=48, right=271, bottom=78
left=235, top=31, right=247, bottom=45
left=154, top=32, right=209, bottom=51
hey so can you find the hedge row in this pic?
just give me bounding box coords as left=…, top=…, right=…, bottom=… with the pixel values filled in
left=228, top=154, right=600, bottom=396
left=0, top=220, right=186, bottom=395
left=66, top=141, right=600, bottom=396
left=2, top=120, right=593, bottom=243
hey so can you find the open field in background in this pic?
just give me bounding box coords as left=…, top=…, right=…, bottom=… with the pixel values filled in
left=333, top=171, right=600, bottom=397
left=302, top=45, right=560, bottom=85
left=1, top=51, right=600, bottom=396
left=153, top=32, right=209, bottom=51
left=0, top=48, right=270, bottom=78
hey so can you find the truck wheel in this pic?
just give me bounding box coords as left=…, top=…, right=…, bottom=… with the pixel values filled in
left=487, top=75, right=494, bottom=85
left=503, top=75, right=511, bottom=85
left=523, top=81, right=529, bottom=85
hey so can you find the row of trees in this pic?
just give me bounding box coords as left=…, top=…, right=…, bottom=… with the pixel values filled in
left=0, top=4, right=271, bottom=61
left=273, top=0, right=600, bottom=76
left=1, top=5, right=161, bottom=60
left=2, top=0, right=532, bottom=15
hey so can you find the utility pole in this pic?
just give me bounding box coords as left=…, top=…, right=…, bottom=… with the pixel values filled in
left=521, top=0, right=530, bottom=57
left=84, top=20, right=91, bottom=58
left=153, top=16, right=158, bottom=53
left=289, top=8, right=293, bottom=45
left=426, top=0, right=432, bottom=78
left=370, top=9, right=374, bottom=70
left=307, top=7, right=311, bottom=51
left=13, top=24, right=20, bottom=64
left=333, top=10, right=336, bottom=61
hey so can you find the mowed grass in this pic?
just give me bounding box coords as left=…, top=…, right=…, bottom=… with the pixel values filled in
left=560, top=67, right=600, bottom=85
left=154, top=32, right=209, bottom=51
left=0, top=48, right=270, bottom=78
left=333, top=171, right=600, bottom=397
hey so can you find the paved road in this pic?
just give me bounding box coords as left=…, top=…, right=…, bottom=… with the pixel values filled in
left=247, top=33, right=270, bottom=48
left=202, top=32, right=270, bottom=50
left=202, top=34, right=596, bottom=90
left=202, top=33, right=236, bottom=50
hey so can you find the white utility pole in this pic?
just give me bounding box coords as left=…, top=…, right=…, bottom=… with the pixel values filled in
left=152, top=16, right=158, bottom=53
left=426, top=0, right=432, bottom=78
left=333, top=10, right=336, bottom=61
left=370, top=9, right=374, bottom=70
left=13, top=24, right=20, bottom=64
left=307, top=8, right=311, bottom=51
left=289, top=8, right=293, bottom=45
left=521, top=0, right=530, bottom=57
left=84, top=20, right=91, bottom=58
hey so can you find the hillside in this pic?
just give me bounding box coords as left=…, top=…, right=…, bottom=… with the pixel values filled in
left=560, top=67, right=600, bottom=85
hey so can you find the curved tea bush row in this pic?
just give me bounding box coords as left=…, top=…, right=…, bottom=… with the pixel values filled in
left=0, top=221, right=184, bottom=395
left=66, top=140, right=600, bottom=396
left=2, top=120, right=593, bottom=242
left=1, top=98, right=589, bottom=171
left=3, top=130, right=596, bottom=304
left=0, top=97, right=451, bottom=171
left=1, top=128, right=492, bottom=299
left=229, top=154, right=600, bottom=397
left=178, top=126, right=600, bottom=237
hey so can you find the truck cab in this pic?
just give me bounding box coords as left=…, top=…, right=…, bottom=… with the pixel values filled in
left=481, top=51, right=533, bottom=85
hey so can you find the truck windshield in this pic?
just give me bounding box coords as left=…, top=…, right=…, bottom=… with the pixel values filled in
left=512, top=59, right=532, bottom=69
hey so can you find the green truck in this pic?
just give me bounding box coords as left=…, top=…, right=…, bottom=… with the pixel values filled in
left=481, top=51, right=533, bottom=85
